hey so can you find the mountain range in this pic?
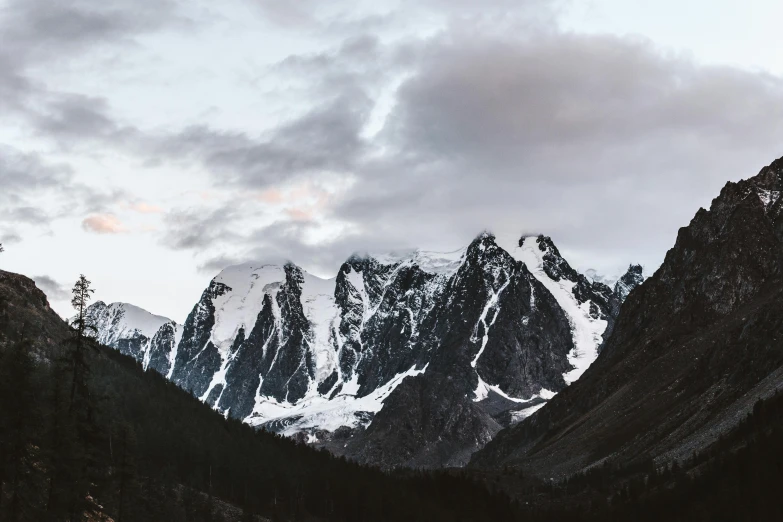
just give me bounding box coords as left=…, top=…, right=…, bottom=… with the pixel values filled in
left=84, top=234, right=643, bottom=467
left=75, top=152, right=783, bottom=477
left=6, top=154, right=783, bottom=520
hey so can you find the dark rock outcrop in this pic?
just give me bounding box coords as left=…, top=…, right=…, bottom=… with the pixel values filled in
left=0, top=270, right=70, bottom=359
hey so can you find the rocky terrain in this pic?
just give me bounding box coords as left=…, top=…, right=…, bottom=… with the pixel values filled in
left=0, top=270, right=71, bottom=359
left=471, top=155, right=783, bottom=477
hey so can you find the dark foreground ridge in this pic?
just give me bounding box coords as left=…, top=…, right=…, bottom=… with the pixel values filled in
left=472, top=155, right=783, bottom=479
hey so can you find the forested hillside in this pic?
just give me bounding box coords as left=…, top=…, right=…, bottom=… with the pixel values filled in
left=0, top=269, right=519, bottom=521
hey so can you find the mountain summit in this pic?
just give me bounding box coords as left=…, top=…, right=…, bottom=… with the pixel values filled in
left=86, top=233, right=641, bottom=467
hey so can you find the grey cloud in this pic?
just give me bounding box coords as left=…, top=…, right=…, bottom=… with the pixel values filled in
left=0, top=0, right=189, bottom=239
left=276, top=34, right=385, bottom=76
left=169, top=27, right=783, bottom=277
left=162, top=206, right=243, bottom=251
left=252, top=1, right=403, bottom=32
left=15, top=84, right=371, bottom=192
left=33, top=275, right=70, bottom=302
left=0, top=232, right=22, bottom=245
left=147, top=92, right=373, bottom=189
left=251, top=0, right=561, bottom=33
left=0, top=146, right=74, bottom=193
left=3, top=0, right=190, bottom=61
left=159, top=35, right=406, bottom=189
left=0, top=0, right=196, bottom=145
left=5, top=0, right=782, bottom=281
left=3, top=207, right=51, bottom=226
left=81, top=188, right=133, bottom=215
left=142, top=35, right=399, bottom=189
left=197, top=219, right=395, bottom=278
left=330, top=30, right=783, bottom=270
left=0, top=144, right=131, bottom=235
left=0, top=53, right=35, bottom=114
left=0, top=146, right=73, bottom=229
left=32, top=94, right=123, bottom=143
left=197, top=254, right=249, bottom=275
left=4, top=25, right=387, bottom=190
left=252, top=1, right=321, bottom=28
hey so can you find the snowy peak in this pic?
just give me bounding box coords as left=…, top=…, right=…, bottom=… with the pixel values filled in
left=456, top=232, right=517, bottom=285
left=209, top=262, right=290, bottom=354
left=584, top=269, right=617, bottom=288
left=85, top=301, right=173, bottom=345
left=84, top=301, right=180, bottom=374
left=363, top=247, right=467, bottom=275
left=499, top=235, right=613, bottom=314
left=509, top=236, right=611, bottom=383
left=614, top=264, right=644, bottom=302
left=532, top=235, right=583, bottom=284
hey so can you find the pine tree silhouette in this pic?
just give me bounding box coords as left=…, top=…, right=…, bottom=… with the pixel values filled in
left=69, top=274, right=95, bottom=410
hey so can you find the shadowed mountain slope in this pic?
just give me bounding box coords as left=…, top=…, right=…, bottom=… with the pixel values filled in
left=472, top=156, right=783, bottom=477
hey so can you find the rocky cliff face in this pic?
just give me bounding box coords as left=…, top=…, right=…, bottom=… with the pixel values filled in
left=86, top=233, right=640, bottom=467
left=613, top=264, right=644, bottom=303
left=471, top=155, right=783, bottom=477
left=0, top=270, right=71, bottom=359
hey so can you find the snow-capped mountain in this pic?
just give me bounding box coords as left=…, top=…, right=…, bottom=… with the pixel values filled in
left=613, top=264, right=644, bottom=302
left=86, top=233, right=641, bottom=467
left=84, top=301, right=182, bottom=376
left=584, top=264, right=645, bottom=302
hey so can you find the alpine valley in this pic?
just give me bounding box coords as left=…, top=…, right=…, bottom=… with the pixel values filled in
left=84, top=234, right=644, bottom=467
left=6, top=156, right=783, bottom=521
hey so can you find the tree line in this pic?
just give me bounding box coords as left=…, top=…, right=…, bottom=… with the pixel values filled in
left=0, top=274, right=521, bottom=521
left=2, top=269, right=781, bottom=521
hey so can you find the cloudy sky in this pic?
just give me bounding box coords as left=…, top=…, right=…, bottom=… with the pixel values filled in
left=1, top=0, right=783, bottom=320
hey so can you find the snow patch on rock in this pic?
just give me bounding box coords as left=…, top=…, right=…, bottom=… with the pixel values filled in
left=246, top=363, right=429, bottom=434
left=211, top=263, right=287, bottom=356
left=758, top=188, right=780, bottom=211
left=497, top=235, right=608, bottom=385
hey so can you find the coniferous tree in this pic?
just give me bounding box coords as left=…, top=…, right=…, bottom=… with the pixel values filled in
left=69, top=274, right=95, bottom=410
left=43, top=275, right=101, bottom=521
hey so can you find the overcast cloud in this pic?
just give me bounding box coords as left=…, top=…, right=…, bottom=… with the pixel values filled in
left=1, top=0, right=783, bottom=319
